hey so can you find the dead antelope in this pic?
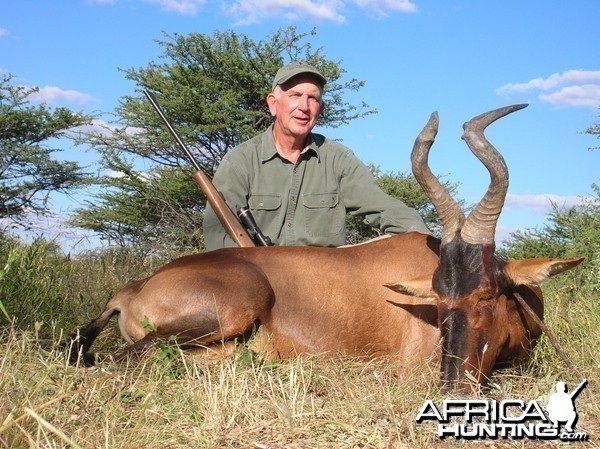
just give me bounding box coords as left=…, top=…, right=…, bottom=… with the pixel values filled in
left=68, top=104, right=583, bottom=387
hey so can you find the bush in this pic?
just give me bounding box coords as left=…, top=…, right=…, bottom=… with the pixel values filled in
left=0, top=235, right=76, bottom=335
left=500, top=183, right=599, bottom=292
left=345, top=168, right=459, bottom=244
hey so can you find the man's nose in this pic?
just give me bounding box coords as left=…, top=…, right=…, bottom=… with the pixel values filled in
left=298, top=95, right=310, bottom=111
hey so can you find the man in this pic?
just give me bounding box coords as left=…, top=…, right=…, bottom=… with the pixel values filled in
left=547, top=381, right=582, bottom=433
left=203, top=61, right=430, bottom=250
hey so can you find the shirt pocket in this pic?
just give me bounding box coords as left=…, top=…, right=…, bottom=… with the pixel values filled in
left=249, top=194, right=282, bottom=211
left=248, top=193, right=282, bottom=239
left=302, top=193, right=345, bottom=237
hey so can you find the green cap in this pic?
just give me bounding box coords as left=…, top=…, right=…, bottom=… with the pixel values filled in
left=272, top=61, right=327, bottom=91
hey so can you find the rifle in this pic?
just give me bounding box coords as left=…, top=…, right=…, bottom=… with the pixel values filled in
left=238, top=206, right=272, bottom=247
left=569, top=379, right=588, bottom=400
left=143, top=89, right=271, bottom=247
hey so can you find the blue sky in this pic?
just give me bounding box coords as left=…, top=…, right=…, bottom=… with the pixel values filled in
left=1, top=0, right=599, bottom=251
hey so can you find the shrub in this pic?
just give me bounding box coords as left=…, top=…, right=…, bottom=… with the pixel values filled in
left=0, top=235, right=76, bottom=335
left=500, top=183, right=599, bottom=292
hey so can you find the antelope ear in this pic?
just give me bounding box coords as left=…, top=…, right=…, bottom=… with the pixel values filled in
left=504, top=257, right=585, bottom=286
left=384, top=277, right=434, bottom=298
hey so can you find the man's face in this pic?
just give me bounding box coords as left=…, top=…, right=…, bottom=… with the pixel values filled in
left=267, top=75, right=324, bottom=140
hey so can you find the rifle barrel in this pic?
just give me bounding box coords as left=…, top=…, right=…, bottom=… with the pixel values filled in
left=570, top=379, right=588, bottom=399
left=143, top=89, right=202, bottom=172
left=143, top=89, right=256, bottom=248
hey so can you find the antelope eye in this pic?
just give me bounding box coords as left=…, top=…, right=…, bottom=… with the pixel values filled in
left=476, top=293, right=494, bottom=303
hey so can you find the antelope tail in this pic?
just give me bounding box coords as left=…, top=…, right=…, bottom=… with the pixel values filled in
left=66, top=306, right=120, bottom=366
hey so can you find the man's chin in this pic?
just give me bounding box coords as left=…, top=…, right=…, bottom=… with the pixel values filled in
left=289, top=123, right=312, bottom=136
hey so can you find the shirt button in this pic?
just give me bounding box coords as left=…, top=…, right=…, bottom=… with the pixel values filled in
left=320, top=199, right=325, bottom=205
left=258, top=202, right=264, bottom=207
left=287, top=223, right=292, bottom=228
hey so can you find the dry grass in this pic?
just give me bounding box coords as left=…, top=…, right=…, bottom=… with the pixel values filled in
left=1, top=320, right=598, bottom=448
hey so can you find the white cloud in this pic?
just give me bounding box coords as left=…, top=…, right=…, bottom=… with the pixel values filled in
left=69, top=119, right=113, bottom=136
left=143, top=0, right=207, bottom=15
left=87, top=0, right=206, bottom=15
left=495, top=70, right=600, bottom=109
left=353, top=0, right=417, bottom=17
left=106, top=170, right=126, bottom=179
left=505, top=193, right=593, bottom=215
left=496, top=70, right=600, bottom=94
left=69, top=119, right=144, bottom=139
left=495, top=225, right=519, bottom=244
left=25, top=85, right=98, bottom=105
left=105, top=169, right=155, bottom=182
left=87, top=0, right=415, bottom=21
left=225, top=0, right=415, bottom=24
left=539, top=84, right=600, bottom=108
left=1, top=210, right=101, bottom=255
left=226, top=0, right=346, bottom=24
left=0, top=28, right=9, bottom=38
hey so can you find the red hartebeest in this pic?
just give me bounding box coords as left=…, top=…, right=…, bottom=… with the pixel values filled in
left=68, top=105, right=583, bottom=386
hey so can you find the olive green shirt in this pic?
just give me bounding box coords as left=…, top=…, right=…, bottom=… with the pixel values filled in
left=203, top=126, right=430, bottom=250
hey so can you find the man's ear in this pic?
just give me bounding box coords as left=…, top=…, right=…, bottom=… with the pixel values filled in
left=266, top=93, right=277, bottom=117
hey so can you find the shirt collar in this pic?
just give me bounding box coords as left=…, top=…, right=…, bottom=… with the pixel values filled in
left=261, top=124, right=321, bottom=163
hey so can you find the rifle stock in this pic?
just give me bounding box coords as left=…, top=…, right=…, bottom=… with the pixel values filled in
left=144, top=89, right=255, bottom=248
left=191, top=171, right=256, bottom=247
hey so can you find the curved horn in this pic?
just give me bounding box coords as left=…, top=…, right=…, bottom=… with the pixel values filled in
left=411, top=112, right=465, bottom=245
left=461, top=104, right=528, bottom=244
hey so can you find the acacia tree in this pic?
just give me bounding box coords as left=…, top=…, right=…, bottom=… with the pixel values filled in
left=72, top=27, right=380, bottom=249
left=71, top=154, right=204, bottom=249
left=0, top=74, right=93, bottom=227
left=585, top=108, right=599, bottom=150
left=83, top=27, right=375, bottom=169
left=499, top=184, right=599, bottom=291
left=346, top=167, right=457, bottom=244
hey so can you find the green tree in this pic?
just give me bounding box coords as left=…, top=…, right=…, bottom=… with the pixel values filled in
left=82, top=27, right=375, bottom=170
left=0, top=74, right=93, bottom=226
left=345, top=167, right=459, bottom=244
left=499, top=184, right=599, bottom=291
left=585, top=107, right=599, bottom=150
left=70, top=152, right=204, bottom=251
left=73, top=27, right=377, bottom=249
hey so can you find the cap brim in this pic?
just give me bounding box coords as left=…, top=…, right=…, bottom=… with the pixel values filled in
left=274, top=71, right=327, bottom=91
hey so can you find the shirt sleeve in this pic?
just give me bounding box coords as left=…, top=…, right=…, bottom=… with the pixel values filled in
left=203, top=152, right=250, bottom=251
left=337, top=149, right=431, bottom=235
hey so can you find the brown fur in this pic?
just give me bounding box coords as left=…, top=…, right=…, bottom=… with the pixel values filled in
left=69, top=233, right=441, bottom=369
